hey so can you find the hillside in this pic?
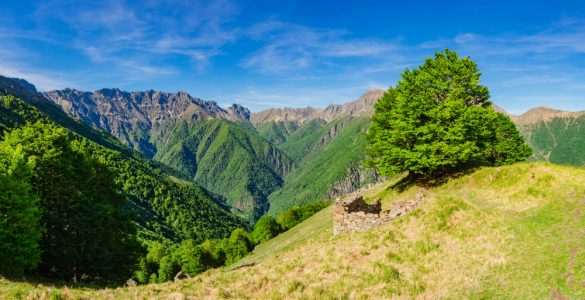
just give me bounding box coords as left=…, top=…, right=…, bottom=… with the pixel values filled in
left=252, top=90, right=385, bottom=214
left=268, top=116, right=379, bottom=214
left=0, top=76, right=246, bottom=243
left=4, top=162, right=583, bottom=298
left=46, top=87, right=385, bottom=219
left=512, top=107, right=585, bottom=166
left=44, top=88, right=292, bottom=221
left=154, top=119, right=294, bottom=219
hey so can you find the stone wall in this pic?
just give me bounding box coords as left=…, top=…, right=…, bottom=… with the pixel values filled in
left=333, top=191, right=425, bottom=235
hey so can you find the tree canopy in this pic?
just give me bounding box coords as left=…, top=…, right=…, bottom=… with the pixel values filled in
left=0, top=144, right=41, bottom=277
left=0, top=121, right=142, bottom=281
left=366, top=49, right=532, bottom=179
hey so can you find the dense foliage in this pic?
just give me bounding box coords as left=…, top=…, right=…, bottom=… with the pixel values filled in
left=366, top=50, right=531, bottom=179
left=251, top=215, right=281, bottom=244
left=0, top=91, right=246, bottom=282
left=0, top=122, right=142, bottom=280
left=0, top=143, right=41, bottom=277
left=0, top=93, right=246, bottom=245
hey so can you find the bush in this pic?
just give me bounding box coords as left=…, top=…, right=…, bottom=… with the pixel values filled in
left=252, top=215, right=282, bottom=244
left=276, top=200, right=331, bottom=230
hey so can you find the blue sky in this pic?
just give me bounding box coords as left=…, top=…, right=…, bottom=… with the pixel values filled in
left=1, top=0, right=585, bottom=113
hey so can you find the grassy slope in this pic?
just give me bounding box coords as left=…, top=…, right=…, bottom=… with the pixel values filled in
left=268, top=116, right=371, bottom=214
left=5, top=162, right=584, bottom=299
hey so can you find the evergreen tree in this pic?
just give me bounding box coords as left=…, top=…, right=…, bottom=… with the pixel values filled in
left=0, top=145, right=41, bottom=276
left=366, top=49, right=531, bottom=179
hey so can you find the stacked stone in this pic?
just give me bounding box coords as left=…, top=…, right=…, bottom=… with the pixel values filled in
left=333, top=191, right=425, bottom=235
left=388, top=191, right=425, bottom=218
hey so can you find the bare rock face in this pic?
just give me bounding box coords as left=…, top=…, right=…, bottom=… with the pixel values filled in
left=250, top=88, right=385, bottom=126
left=333, top=191, right=425, bottom=235
left=44, top=88, right=250, bottom=157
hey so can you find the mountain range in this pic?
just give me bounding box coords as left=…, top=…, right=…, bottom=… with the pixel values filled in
left=5, top=75, right=585, bottom=224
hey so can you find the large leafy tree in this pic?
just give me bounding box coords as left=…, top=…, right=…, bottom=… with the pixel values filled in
left=0, top=121, right=141, bottom=281
left=367, top=49, right=531, bottom=179
left=0, top=145, right=41, bottom=276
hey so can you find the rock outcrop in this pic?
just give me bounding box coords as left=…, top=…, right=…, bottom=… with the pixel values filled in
left=333, top=191, right=425, bottom=235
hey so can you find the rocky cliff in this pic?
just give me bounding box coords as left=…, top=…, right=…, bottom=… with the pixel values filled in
left=44, top=88, right=250, bottom=157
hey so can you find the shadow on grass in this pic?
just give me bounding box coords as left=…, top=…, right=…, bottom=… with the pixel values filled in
left=388, top=165, right=483, bottom=192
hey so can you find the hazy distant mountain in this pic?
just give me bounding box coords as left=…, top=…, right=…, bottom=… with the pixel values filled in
left=508, top=107, right=585, bottom=165
left=251, top=88, right=384, bottom=126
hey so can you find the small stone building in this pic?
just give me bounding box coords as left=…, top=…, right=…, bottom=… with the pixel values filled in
left=333, top=191, right=425, bottom=235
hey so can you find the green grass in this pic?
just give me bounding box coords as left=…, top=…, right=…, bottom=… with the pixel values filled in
left=2, top=162, right=584, bottom=299
left=230, top=205, right=332, bottom=269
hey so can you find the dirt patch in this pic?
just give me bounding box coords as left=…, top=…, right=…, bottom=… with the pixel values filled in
left=551, top=288, right=569, bottom=300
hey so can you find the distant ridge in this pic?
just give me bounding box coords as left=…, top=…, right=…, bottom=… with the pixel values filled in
left=251, top=88, right=385, bottom=126
left=511, top=106, right=585, bottom=125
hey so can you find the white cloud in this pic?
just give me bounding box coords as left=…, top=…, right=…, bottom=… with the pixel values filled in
left=241, top=20, right=399, bottom=74
left=0, top=64, right=69, bottom=91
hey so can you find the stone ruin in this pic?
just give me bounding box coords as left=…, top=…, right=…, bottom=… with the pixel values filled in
left=333, top=191, right=425, bottom=235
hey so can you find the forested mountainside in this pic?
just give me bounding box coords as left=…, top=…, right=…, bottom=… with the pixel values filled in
left=512, top=107, right=585, bottom=166
left=44, top=88, right=293, bottom=221
left=153, top=119, right=293, bottom=219
left=45, top=87, right=384, bottom=220
left=251, top=90, right=385, bottom=214
left=267, top=116, right=379, bottom=214
left=0, top=76, right=246, bottom=243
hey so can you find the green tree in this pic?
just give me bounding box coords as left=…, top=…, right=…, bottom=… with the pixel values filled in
left=223, top=228, right=252, bottom=265
left=366, top=49, right=531, bottom=179
left=0, top=121, right=141, bottom=281
left=0, top=145, right=41, bottom=276
left=251, top=215, right=281, bottom=244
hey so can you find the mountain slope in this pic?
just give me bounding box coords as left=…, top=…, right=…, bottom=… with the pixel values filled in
left=508, top=107, right=585, bottom=166
left=250, top=90, right=385, bottom=215
left=6, top=162, right=583, bottom=299
left=154, top=119, right=293, bottom=219
left=0, top=76, right=246, bottom=242
left=44, top=88, right=293, bottom=221
left=267, top=116, right=379, bottom=214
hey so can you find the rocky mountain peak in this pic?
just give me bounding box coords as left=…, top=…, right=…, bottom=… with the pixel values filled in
left=250, top=88, right=386, bottom=126
left=227, top=104, right=251, bottom=121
